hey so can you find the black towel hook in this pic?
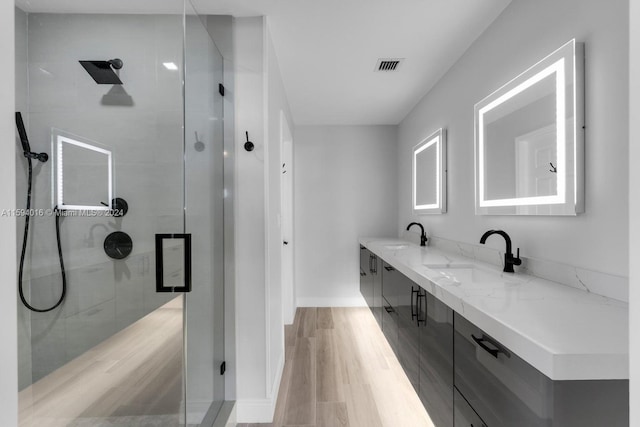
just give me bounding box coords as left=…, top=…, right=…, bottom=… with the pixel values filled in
left=244, top=131, right=255, bottom=152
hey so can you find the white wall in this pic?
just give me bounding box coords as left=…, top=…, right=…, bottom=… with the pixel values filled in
left=234, top=15, right=267, bottom=410
left=629, top=0, right=638, bottom=424
left=234, top=16, right=293, bottom=423
left=294, top=125, right=398, bottom=306
left=0, top=1, right=18, bottom=426
left=398, top=0, right=629, bottom=278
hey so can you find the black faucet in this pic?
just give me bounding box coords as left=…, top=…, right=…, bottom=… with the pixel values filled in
left=406, top=222, right=428, bottom=247
left=479, top=230, right=522, bottom=273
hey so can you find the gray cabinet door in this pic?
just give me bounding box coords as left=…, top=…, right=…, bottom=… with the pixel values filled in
left=381, top=262, right=398, bottom=307
left=381, top=261, right=400, bottom=355
left=396, top=273, right=421, bottom=392
left=381, top=296, right=398, bottom=354
left=419, top=289, right=454, bottom=427
left=359, top=246, right=373, bottom=308
left=371, top=254, right=382, bottom=328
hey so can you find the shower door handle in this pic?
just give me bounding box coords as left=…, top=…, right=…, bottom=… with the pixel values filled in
left=155, top=233, right=192, bottom=292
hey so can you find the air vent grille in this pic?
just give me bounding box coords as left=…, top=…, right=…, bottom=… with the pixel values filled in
left=375, top=58, right=404, bottom=72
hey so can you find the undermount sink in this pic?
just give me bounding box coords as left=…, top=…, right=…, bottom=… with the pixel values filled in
left=384, top=244, right=409, bottom=251
left=434, top=266, right=523, bottom=285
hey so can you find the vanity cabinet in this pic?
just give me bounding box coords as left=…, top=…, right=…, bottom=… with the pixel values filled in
left=361, top=244, right=628, bottom=427
left=359, top=246, right=382, bottom=327
left=454, top=313, right=628, bottom=427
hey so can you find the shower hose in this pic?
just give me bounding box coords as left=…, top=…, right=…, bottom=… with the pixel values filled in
left=18, top=155, right=67, bottom=313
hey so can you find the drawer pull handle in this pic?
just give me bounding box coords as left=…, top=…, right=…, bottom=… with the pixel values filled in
left=411, top=287, right=419, bottom=319
left=471, top=334, right=511, bottom=358
left=384, top=265, right=395, bottom=272
left=385, top=306, right=394, bottom=313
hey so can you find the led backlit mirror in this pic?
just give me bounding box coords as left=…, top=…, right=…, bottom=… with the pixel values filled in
left=475, top=39, right=584, bottom=215
left=53, top=130, right=113, bottom=211
left=413, top=128, right=446, bottom=214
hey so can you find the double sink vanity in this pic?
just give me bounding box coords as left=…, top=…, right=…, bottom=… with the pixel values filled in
left=359, top=238, right=628, bottom=427
left=379, top=35, right=629, bottom=426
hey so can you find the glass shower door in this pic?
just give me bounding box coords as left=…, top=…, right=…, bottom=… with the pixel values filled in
left=184, top=6, right=227, bottom=424
left=16, top=7, right=191, bottom=427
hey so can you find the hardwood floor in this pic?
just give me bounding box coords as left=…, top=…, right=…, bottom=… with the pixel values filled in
left=238, top=307, right=435, bottom=427
left=19, top=297, right=184, bottom=427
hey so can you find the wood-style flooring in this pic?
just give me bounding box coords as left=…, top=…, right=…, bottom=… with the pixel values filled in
left=18, top=297, right=184, bottom=427
left=239, top=307, right=435, bottom=427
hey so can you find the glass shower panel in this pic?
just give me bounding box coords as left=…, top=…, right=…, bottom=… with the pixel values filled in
left=16, top=5, right=189, bottom=426
left=184, top=4, right=226, bottom=424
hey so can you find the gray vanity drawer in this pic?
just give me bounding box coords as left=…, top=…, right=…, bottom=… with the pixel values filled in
left=454, top=386, right=487, bottom=427
left=381, top=296, right=398, bottom=354
left=454, top=313, right=553, bottom=427
left=454, top=313, right=629, bottom=427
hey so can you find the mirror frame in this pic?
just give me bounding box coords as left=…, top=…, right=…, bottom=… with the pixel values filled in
left=412, top=128, right=447, bottom=214
left=474, top=39, right=584, bottom=215
left=53, top=129, right=114, bottom=211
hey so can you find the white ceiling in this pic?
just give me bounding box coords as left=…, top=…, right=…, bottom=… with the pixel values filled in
left=15, top=0, right=512, bottom=125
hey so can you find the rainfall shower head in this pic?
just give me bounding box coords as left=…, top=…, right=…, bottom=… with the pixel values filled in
left=79, top=59, right=123, bottom=84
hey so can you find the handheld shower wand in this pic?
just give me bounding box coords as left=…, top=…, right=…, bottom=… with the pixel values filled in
left=16, top=112, right=48, bottom=163
left=15, top=112, right=66, bottom=313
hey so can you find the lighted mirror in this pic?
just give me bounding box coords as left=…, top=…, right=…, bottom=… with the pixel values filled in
left=413, top=128, right=446, bottom=214
left=475, top=39, right=584, bottom=215
left=53, top=130, right=113, bottom=211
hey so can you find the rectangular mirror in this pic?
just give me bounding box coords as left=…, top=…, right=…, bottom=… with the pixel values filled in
left=53, top=130, right=113, bottom=211
left=475, top=39, right=584, bottom=215
left=413, top=128, right=446, bottom=214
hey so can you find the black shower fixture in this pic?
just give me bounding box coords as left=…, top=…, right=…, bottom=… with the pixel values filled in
left=79, top=58, right=124, bottom=84
left=16, top=112, right=66, bottom=313
left=16, top=112, right=48, bottom=162
left=244, top=131, right=255, bottom=152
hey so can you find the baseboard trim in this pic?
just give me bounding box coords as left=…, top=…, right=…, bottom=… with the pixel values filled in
left=296, top=296, right=366, bottom=307
left=235, top=398, right=276, bottom=424
left=268, top=353, right=285, bottom=400
left=236, top=353, right=284, bottom=423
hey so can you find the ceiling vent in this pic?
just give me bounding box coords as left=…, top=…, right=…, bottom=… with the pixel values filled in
left=375, top=58, right=404, bottom=72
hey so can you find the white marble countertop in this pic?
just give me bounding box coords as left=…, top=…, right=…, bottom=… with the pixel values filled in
left=359, top=238, right=629, bottom=381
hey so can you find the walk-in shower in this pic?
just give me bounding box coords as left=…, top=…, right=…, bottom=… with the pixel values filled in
left=15, top=2, right=230, bottom=426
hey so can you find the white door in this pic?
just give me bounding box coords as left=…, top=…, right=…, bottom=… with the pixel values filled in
left=280, top=111, right=295, bottom=324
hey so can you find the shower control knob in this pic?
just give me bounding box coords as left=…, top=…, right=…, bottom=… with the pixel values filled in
left=101, top=197, right=129, bottom=217
left=104, top=231, right=133, bottom=260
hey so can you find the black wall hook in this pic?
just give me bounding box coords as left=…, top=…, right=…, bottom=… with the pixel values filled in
left=244, top=131, right=255, bottom=152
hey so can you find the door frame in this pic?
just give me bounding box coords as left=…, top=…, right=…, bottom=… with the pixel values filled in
left=280, top=110, right=295, bottom=325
